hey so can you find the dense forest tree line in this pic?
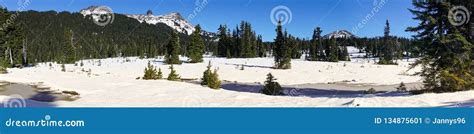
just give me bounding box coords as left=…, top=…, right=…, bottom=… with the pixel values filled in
left=356, top=37, right=415, bottom=60
left=355, top=21, right=417, bottom=63
left=306, top=20, right=417, bottom=64
left=216, top=21, right=266, bottom=58
left=306, top=29, right=351, bottom=62
left=0, top=8, right=25, bottom=67
left=20, top=10, right=190, bottom=64
left=0, top=9, right=224, bottom=66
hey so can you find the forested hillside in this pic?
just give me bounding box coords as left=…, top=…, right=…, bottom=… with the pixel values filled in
left=16, top=10, right=194, bottom=64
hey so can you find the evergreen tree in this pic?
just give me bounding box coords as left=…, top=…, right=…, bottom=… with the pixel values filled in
left=0, top=8, right=25, bottom=67
left=365, top=88, right=377, bottom=94
left=156, top=67, right=163, bottom=79
left=289, top=35, right=301, bottom=59
left=379, top=20, right=396, bottom=64
left=165, top=30, right=181, bottom=64
left=323, top=39, right=329, bottom=59
left=256, top=35, right=266, bottom=57
left=261, top=73, right=283, bottom=95
left=232, top=26, right=241, bottom=58
left=406, top=1, right=473, bottom=92
left=188, top=25, right=204, bottom=63
left=143, top=61, right=155, bottom=80
left=167, top=64, right=180, bottom=81
left=200, top=61, right=221, bottom=89
left=201, top=61, right=212, bottom=86
left=63, top=28, right=76, bottom=64
left=217, top=22, right=264, bottom=58
left=273, top=21, right=291, bottom=69
left=338, top=45, right=350, bottom=61
left=143, top=61, right=162, bottom=80
left=309, top=27, right=323, bottom=61
left=208, top=69, right=221, bottom=89
left=327, top=38, right=338, bottom=62
left=396, top=82, right=407, bottom=92
left=217, top=25, right=229, bottom=57
left=344, top=45, right=350, bottom=61
left=240, top=21, right=252, bottom=57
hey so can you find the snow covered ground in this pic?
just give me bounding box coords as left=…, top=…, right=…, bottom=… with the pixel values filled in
left=0, top=55, right=472, bottom=107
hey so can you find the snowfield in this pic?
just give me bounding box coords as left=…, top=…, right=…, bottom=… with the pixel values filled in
left=0, top=56, right=473, bottom=107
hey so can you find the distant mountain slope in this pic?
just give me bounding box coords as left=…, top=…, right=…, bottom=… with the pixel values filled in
left=80, top=6, right=195, bottom=35
left=16, top=10, right=191, bottom=62
left=323, top=30, right=356, bottom=39
left=125, top=12, right=195, bottom=35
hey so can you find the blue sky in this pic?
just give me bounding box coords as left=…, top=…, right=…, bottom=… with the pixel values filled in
left=1, top=0, right=417, bottom=41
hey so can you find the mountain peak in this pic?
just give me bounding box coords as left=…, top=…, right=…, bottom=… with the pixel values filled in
left=323, top=30, right=356, bottom=39
left=79, top=6, right=203, bottom=35
left=125, top=11, right=194, bottom=35
left=81, top=5, right=100, bottom=11
left=80, top=5, right=111, bottom=16
left=167, top=12, right=181, bottom=17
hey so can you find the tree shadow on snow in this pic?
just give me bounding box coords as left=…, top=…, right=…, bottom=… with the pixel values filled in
left=151, top=59, right=195, bottom=65
left=441, top=99, right=474, bottom=107
left=221, top=83, right=410, bottom=98
left=224, top=63, right=273, bottom=69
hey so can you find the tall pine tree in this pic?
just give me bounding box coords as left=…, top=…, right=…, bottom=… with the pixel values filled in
left=256, top=35, right=266, bottom=57
left=165, top=30, right=181, bottom=64
left=406, top=1, right=473, bottom=92
left=217, top=25, right=229, bottom=57
left=63, top=28, right=76, bottom=64
left=309, top=27, right=323, bottom=61
left=188, top=25, right=204, bottom=63
left=379, top=20, right=396, bottom=64
left=327, top=38, right=338, bottom=62
left=273, top=21, right=291, bottom=69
